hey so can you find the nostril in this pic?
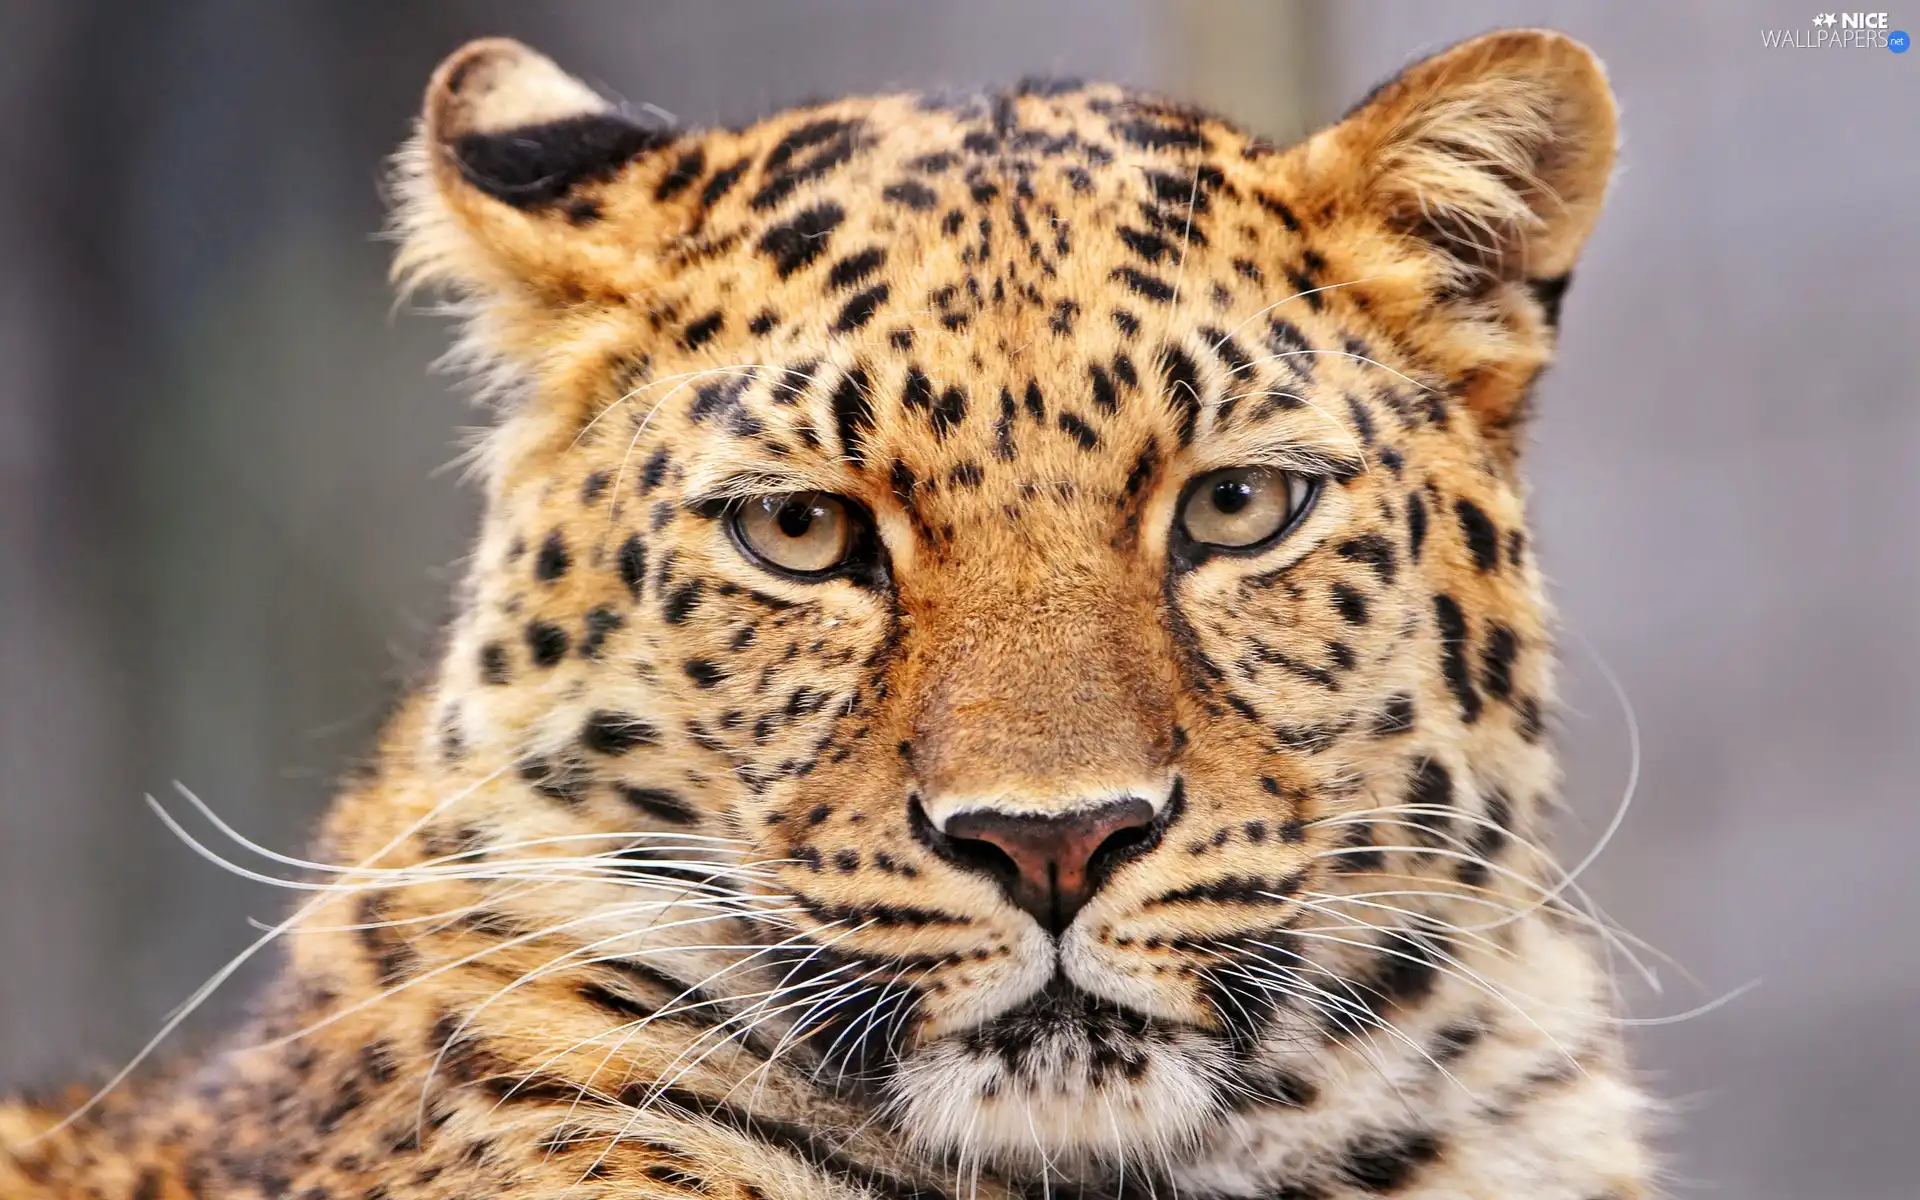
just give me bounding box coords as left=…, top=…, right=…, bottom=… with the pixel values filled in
left=945, top=830, right=1026, bottom=890
left=909, top=793, right=1016, bottom=876
left=913, top=793, right=1169, bottom=934
left=1089, top=821, right=1150, bottom=865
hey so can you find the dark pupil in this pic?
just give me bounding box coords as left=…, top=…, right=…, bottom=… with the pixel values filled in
left=1212, top=478, right=1253, bottom=515
left=775, top=501, right=816, bottom=539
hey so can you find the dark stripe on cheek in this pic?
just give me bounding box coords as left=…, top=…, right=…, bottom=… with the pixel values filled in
left=831, top=368, right=875, bottom=466
left=1156, top=344, right=1202, bottom=446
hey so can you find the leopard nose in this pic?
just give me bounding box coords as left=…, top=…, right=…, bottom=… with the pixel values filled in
left=939, top=798, right=1158, bottom=934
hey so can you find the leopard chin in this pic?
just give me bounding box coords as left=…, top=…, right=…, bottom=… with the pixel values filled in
left=886, top=980, right=1233, bottom=1169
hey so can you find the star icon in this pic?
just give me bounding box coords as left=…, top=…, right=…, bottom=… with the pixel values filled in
left=1815, top=12, right=1838, bottom=25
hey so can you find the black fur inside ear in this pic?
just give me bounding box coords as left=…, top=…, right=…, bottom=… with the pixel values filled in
left=451, top=113, right=677, bottom=210
left=1526, top=273, right=1571, bottom=329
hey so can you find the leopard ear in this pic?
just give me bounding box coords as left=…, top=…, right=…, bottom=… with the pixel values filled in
left=1307, top=28, right=1615, bottom=294
left=390, top=38, right=677, bottom=310
left=1298, top=30, right=1617, bottom=458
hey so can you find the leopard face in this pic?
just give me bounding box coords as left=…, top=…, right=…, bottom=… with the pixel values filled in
left=386, top=32, right=1615, bottom=1172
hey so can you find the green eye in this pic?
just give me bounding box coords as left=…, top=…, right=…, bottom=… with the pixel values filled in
left=731, top=494, right=855, bottom=575
left=1179, top=467, right=1312, bottom=549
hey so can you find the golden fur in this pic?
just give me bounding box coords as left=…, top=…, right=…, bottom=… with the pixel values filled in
left=4, top=29, right=1652, bottom=1199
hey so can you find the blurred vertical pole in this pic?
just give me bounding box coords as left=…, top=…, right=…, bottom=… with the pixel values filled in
left=0, top=1, right=144, bottom=1082
left=1148, top=0, right=1327, bottom=146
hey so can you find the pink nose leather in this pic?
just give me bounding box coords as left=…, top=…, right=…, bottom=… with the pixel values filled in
left=943, top=798, right=1156, bottom=933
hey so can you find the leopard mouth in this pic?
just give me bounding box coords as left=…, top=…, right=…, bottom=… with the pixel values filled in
left=954, top=975, right=1170, bottom=1078
left=885, top=975, right=1235, bottom=1166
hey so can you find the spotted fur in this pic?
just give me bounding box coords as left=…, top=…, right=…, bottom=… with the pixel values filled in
left=4, top=30, right=1652, bottom=1200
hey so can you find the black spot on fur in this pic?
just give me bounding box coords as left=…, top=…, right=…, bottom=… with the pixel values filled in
left=641, top=448, right=672, bottom=491
left=1089, top=364, right=1119, bottom=414
left=1374, top=695, right=1416, bottom=736
left=581, top=606, right=623, bottom=659
left=526, top=621, right=569, bottom=667
left=757, top=202, right=845, bottom=277
left=518, top=754, right=589, bottom=806
left=750, top=118, right=863, bottom=210
left=883, top=180, right=938, bottom=210
left=932, top=385, right=967, bottom=439
left=654, top=147, right=705, bottom=201
left=1023, top=380, right=1046, bottom=422
left=902, top=367, right=934, bottom=414
left=619, top=787, right=698, bottom=825
left=664, top=579, right=704, bottom=625
left=690, top=375, right=751, bottom=424
left=1337, top=534, right=1397, bottom=584
left=1365, top=931, right=1446, bottom=1013
left=1111, top=266, right=1176, bottom=303
left=682, top=310, right=725, bottom=351
left=618, top=535, right=647, bottom=598
left=1482, top=624, right=1519, bottom=700
left=1256, top=191, right=1301, bottom=231
left=1331, top=582, right=1369, bottom=625
left=834, top=283, right=889, bottom=331
left=1340, top=1129, right=1441, bottom=1192
left=701, top=157, right=750, bottom=207
left=479, top=643, right=509, bottom=685
left=1433, top=594, right=1482, bottom=723
left=1516, top=696, right=1545, bottom=742
left=583, top=711, right=659, bottom=756
left=1406, top=758, right=1454, bottom=839
left=1122, top=437, right=1160, bottom=499
left=994, top=388, right=1018, bottom=461
left=1454, top=498, right=1500, bottom=571
left=534, top=532, right=570, bottom=582
left=684, top=658, right=728, bottom=689
left=1112, top=117, right=1208, bottom=152
left=1117, top=226, right=1172, bottom=264
left=827, top=247, right=887, bottom=291
left=1056, top=411, right=1100, bottom=450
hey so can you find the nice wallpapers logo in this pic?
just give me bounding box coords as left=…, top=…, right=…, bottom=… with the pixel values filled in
left=1762, top=12, right=1911, bottom=49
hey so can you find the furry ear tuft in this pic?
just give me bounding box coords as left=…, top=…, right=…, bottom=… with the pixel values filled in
left=1298, top=30, right=1617, bottom=465
left=1308, top=29, right=1616, bottom=296
left=390, top=38, right=676, bottom=309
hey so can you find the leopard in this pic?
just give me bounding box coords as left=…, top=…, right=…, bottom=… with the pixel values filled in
left=1, top=27, right=1654, bottom=1200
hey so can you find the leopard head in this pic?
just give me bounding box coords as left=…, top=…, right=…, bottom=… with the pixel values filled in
left=378, top=29, right=1616, bottom=1172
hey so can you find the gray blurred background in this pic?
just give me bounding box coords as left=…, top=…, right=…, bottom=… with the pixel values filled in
left=2, top=2, right=1914, bottom=1196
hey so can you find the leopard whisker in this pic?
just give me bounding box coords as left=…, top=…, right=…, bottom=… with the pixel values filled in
left=1273, top=924, right=1584, bottom=1074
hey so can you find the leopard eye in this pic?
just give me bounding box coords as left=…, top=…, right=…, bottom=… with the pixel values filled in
left=731, top=493, right=856, bottom=576
left=1179, top=467, right=1313, bottom=550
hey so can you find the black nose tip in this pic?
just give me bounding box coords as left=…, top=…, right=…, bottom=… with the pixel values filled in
left=935, top=798, right=1158, bottom=934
